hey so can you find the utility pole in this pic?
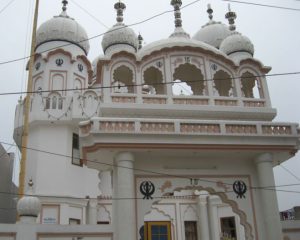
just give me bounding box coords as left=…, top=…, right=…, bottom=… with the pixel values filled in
left=18, top=0, right=40, bottom=197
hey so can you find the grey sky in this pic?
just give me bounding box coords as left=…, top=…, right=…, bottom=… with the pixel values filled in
left=0, top=0, right=299, bottom=211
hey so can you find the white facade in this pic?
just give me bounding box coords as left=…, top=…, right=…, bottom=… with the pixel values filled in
left=10, top=1, right=300, bottom=240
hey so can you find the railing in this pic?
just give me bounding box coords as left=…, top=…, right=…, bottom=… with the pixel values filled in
left=80, top=118, right=299, bottom=137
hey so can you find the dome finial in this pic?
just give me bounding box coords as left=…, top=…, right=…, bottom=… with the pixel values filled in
left=114, top=1, right=126, bottom=23
left=138, top=33, right=143, bottom=50
left=207, top=4, right=213, bottom=20
left=169, top=0, right=190, bottom=38
left=171, top=0, right=183, bottom=28
left=62, top=0, right=68, bottom=12
left=225, top=4, right=237, bottom=31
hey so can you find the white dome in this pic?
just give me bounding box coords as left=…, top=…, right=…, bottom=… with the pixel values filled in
left=17, top=194, right=41, bottom=217
left=220, top=32, right=254, bottom=57
left=193, top=21, right=231, bottom=49
left=36, top=12, right=90, bottom=55
left=101, top=23, right=138, bottom=54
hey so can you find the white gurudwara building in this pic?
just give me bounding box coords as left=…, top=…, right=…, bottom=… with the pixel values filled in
left=9, top=0, right=300, bottom=240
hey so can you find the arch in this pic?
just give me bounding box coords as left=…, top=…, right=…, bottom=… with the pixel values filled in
left=163, top=186, right=254, bottom=240
left=46, top=92, right=63, bottom=110
left=112, top=65, right=134, bottom=93
left=213, top=70, right=234, bottom=97
left=172, top=63, right=205, bottom=96
left=97, top=205, right=111, bottom=223
left=143, top=66, right=165, bottom=95
left=240, top=71, right=264, bottom=99
left=74, top=78, right=83, bottom=92
left=82, top=90, right=98, bottom=109
left=33, top=77, right=43, bottom=94
left=51, top=73, right=64, bottom=92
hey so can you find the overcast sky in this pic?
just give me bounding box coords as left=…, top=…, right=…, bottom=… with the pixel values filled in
left=0, top=0, right=299, bottom=211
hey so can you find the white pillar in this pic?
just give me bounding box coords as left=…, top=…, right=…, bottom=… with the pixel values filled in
left=115, top=152, right=136, bottom=240
left=87, top=199, right=98, bottom=224
left=207, top=196, right=219, bottom=240
left=255, top=153, right=283, bottom=240
left=197, top=192, right=210, bottom=240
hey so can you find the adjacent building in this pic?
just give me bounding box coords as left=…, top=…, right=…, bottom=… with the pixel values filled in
left=0, top=144, right=18, bottom=223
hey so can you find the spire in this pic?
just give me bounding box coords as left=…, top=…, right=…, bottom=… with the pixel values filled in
left=114, top=1, right=126, bottom=24
left=170, top=0, right=190, bottom=38
left=138, top=33, right=143, bottom=50
left=62, top=0, right=68, bottom=12
left=171, top=0, right=183, bottom=28
left=225, top=4, right=237, bottom=31
left=207, top=4, right=213, bottom=21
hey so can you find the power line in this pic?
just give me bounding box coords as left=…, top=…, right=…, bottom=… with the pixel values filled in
left=1, top=0, right=299, bottom=67
left=0, top=71, right=300, bottom=96
left=69, top=0, right=109, bottom=29
left=280, top=164, right=300, bottom=182
left=0, top=0, right=198, bottom=66
left=222, top=0, right=300, bottom=11
left=0, top=0, right=17, bottom=15
left=1, top=141, right=300, bottom=192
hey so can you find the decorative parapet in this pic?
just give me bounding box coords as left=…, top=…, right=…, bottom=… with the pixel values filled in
left=173, top=97, right=209, bottom=105
left=243, top=100, right=265, bottom=107
left=79, top=118, right=299, bottom=139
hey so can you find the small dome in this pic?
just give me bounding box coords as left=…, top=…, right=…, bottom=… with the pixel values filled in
left=17, top=181, right=41, bottom=218
left=101, top=23, right=138, bottom=54
left=220, top=32, right=254, bottom=56
left=193, top=21, right=231, bottom=49
left=36, top=12, right=90, bottom=55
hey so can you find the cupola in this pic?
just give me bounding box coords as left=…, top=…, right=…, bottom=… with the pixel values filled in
left=193, top=4, right=231, bottom=49
left=101, top=1, right=138, bottom=55
left=35, top=0, right=90, bottom=56
left=17, top=179, right=41, bottom=223
left=220, top=5, right=254, bottom=61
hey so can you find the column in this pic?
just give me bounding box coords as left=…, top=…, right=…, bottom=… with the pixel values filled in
left=87, top=199, right=98, bottom=224
left=115, top=152, right=136, bottom=240
left=197, top=192, right=210, bottom=240
left=207, top=196, right=219, bottom=240
left=255, top=153, right=283, bottom=240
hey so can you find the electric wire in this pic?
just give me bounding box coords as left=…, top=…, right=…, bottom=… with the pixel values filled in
left=222, top=0, right=300, bottom=11
left=0, top=0, right=199, bottom=66
left=0, top=71, right=300, bottom=96
left=2, top=0, right=299, bottom=67
left=0, top=0, right=17, bottom=15
left=69, top=0, right=109, bottom=29
left=1, top=141, right=300, bottom=192
left=280, top=164, right=300, bottom=182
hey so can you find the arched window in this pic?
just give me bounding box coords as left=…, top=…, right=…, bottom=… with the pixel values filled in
left=112, top=65, right=134, bottom=93
left=213, top=70, right=234, bottom=97
left=172, top=63, right=205, bottom=96
left=240, top=72, right=263, bottom=98
left=46, top=92, right=63, bottom=110
left=143, top=67, right=165, bottom=95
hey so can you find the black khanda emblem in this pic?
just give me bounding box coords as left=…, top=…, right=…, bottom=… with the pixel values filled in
left=140, top=181, right=155, bottom=199
left=233, top=180, right=247, bottom=198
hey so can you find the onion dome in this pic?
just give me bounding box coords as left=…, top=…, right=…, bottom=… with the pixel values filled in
left=101, top=1, right=138, bottom=55
left=193, top=5, right=231, bottom=49
left=17, top=179, right=41, bottom=223
left=219, top=5, right=254, bottom=59
left=36, top=1, right=90, bottom=55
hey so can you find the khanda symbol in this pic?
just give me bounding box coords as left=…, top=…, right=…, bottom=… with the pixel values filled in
left=233, top=180, right=247, bottom=199
left=140, top=181, right=155, bottom=200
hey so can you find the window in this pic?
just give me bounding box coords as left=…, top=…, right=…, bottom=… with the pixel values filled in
left=72, top=133, right=81, bottom=166
left=143, top=66, right=165, bottom=95
left=184, top=221, right=198, bottom=240
left=145, top=221, right=171, bottom=240
left=112, top=65, right=134, bottom=93
left=220, top=217, right=236, bottom=239
left=172, top=63, right=205, bottom=96
left=240, top=72, right=264, bottom=99
left=213, top=70, right=234, bottom=97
